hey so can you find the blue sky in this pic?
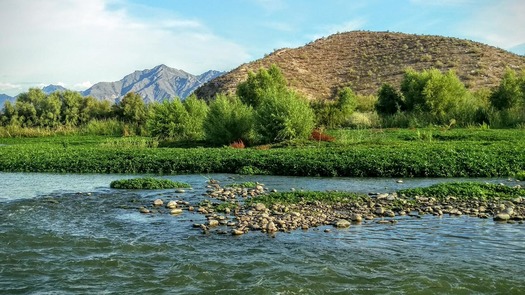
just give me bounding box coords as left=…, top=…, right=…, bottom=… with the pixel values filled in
left=1, top=0, right=524, bottom=96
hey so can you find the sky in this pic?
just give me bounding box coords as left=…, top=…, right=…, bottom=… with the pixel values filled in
left=1, top=0, right=524, bottom=96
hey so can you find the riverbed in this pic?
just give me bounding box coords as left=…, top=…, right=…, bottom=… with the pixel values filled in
left=1, top=173, right=524, bottom=294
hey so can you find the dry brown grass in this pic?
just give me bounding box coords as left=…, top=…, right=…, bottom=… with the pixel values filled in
left=195, top=31, right=525, bottom=102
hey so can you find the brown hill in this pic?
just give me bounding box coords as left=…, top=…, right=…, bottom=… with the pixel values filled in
left=195, top=31, right=525, bottom=101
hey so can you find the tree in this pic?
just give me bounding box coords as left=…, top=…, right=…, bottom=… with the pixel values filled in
left=147, top=99, right=189, bottom=139
left=39, top=92, right=62, bottom=127
left=204, top=94, right=254, bottom=145
left=490, top=68, right=523, bottom=110
left=376, top=83, right=405, bottom=115
left=114, top=92, right=148, bottom=134
left=60, top=90, right=83, bottom=126
left=255, top=91, right=315, bottom=143
left=312, top=87, right=358, bottom=128
left=183, top=94, right=208, bottom=140
left=401, top=68, right=468, bottom=118
left=237, top=64, right=288, bottom=108
left=1, top=101, right=19, bottom=126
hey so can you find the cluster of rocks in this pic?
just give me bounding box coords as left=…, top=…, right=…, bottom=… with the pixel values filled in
left=138, top=198, right=194, bottom=215
left=136, top=179, right=525, bottom=236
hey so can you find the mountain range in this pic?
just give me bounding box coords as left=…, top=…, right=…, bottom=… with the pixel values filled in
left=0, top=65, right=224, bottom=107
left=195, top=31, right=525, bottom=101
left=82, top=64, right=223, bottom=103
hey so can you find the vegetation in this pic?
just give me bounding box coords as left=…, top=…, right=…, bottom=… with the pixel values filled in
left=110, top=177, right=191, bottom=189
left=247, top=191, right=367, bottom=206
left=516, top=171, right=525, bottom=181
left=1, top=129, right=524, bottom=177
left=204, top=94, right=254, bottom=145
left=398, top=182, right=525, bottom=201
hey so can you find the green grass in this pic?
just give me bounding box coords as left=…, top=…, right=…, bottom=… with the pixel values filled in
left=1, top=129, right=524, bottom=177
left=110, top=177, right=191, bottom=189
left=398, top=182, right=525, bottom=201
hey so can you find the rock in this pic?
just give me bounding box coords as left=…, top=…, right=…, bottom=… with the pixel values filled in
left=494, top=213, right=511, bottom=221
left=175, top=189, right=186, bottom=193
left=396, top=180, right=404, bottom=183
left=335, top=219, right=351, bottom=228
left=170, top=208, right=183, bottom=215
left=232, top=229, right=244, bottom=235
left=166, top=200, right=177, bottom=209
left=350, top=214, right=363, bottom=222
left=153, top=199, right=163, bottom=207
left=266, top=221, right=278, bottom=232
left=139, top=207, right=150, bottom=214
left=208, top=220, right=219, bottom=227
left=503, top=207, right=514, bottom=215
left=254, top=203, right=267, bottom=211
left=324, top=229, right=331, bottom=233
left=385, top=210, right=396, bottom=218
left=375, top=207, right=385, bottom=215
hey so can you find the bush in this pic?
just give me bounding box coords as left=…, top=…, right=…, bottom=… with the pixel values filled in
left=376, top=83, right=405, bottom=115
left=110, top=177, right=190, bottom=189
left=255, top=91, right=315, bottom=143
left=204, top=94, right=254, bottom=145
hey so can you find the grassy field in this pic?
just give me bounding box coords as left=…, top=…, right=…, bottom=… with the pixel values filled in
left=0, top=128, right=524, bottom=177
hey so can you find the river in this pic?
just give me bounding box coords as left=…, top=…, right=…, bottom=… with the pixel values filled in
left=1, top=173, right=524, bottom=294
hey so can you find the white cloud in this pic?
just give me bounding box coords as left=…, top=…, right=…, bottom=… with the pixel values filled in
left=0, top=0, right=250, bottom=95
left=460, top=0, right=525, bottom=49
left=73, top=81, right=94, bottom=91
left=0, top=82, right=22, bottom=92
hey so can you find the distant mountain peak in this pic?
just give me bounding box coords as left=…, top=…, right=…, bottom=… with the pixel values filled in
left=42, top=84, right=68, bottom=94
left=82, top=64, right=224, bottom=103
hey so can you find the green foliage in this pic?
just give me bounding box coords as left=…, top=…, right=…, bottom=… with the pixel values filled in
left=401, top=68, right=468, bottom=120
left=147, top=95, right=208, bottom=141
left=255, top=91, right=315, bottom=143
left=490, top=68, right=524, bottom=110
left=110, top=177, right=190, bottom=189
left=398, top=182, right=525, bottom=201
left=1, top=129, right=524, bottom=177
left=82, top=119, right=124, bottom=136
left=516, top=171, right=525, bottom=181
left=376, top=83, right=405, bottom=115
left=312, top=87, right=358, bottom=128
left=226, top=182, right=258, bottom=188
left=147, top=99, right=189, bottom=139
left=204, top=94, right=254, bottom=145
left=248, top=191, right=367, bottom=206
left=237, top=64, right=288, bottom=108
left=115, top=92, right=148, bottom=128
left=183, top=94, right=208, bottom=140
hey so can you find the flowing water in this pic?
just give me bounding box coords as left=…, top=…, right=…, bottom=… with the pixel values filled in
left=1, top=173, right=524, bottom=294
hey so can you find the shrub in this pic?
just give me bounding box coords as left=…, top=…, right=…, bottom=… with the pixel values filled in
left=110, top=177, right=190, bottom=189
left=516, top=171, right=525, bottom=181
left=376, top=83, right=405, bottom=115
left=255, top=91, right=315, bottom=143
left=204, top=94, right=254, bottom=145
